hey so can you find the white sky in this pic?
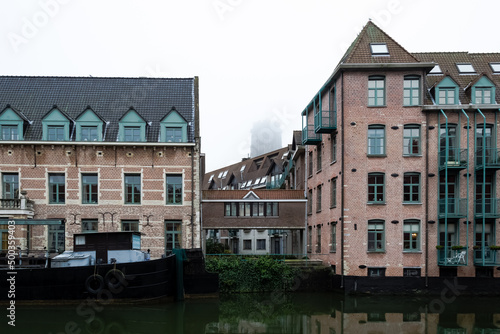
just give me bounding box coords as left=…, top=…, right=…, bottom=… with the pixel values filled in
left=0, top=0, right=499, bottom=172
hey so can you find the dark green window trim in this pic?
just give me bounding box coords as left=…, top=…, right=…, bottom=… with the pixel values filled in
left=474, top=87, right=493, bottom=104
left=438, top=87, right=457, bottom=105
left=1, top=125, right=19, bottom=140
left=403, top=172, right=421, bottom=203
left=368, top=125, right=385, bottom=156
left=403, top=76, right=420, bottom=106
left=49, top=173, right=65, bottom=204
left=368, top=220, right=385, bottom=252
left=2, top=173, right=19, bottom=199
left=82, top=174, right=98, bottom=204
left=165, top=220, right=182, bottom=251
left=47, top=125, right=65, bottom=141
left=368, top=76, right=385, bottom=106
left=403, top=220, right=421, bottom=252
left=166, top=174, right=182, bottom=205
left=403, top=124, right=421, bottom=156
left=368, top=173, right=385, bottom=204
left=121, top=220, right=139, bottom=232
left=81, top=219, right=98, bottom=233
left=124, top=174, right=141, bottom=204
left=48, top=224, right=65, bottom=253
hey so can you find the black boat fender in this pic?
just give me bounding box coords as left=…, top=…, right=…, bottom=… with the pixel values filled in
left=85, top=274, right=104, bottom=294
left=105, top=269, right=125, bottom=291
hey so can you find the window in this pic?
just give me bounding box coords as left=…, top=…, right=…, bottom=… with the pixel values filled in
left=2, top=173, right=19, bottom=199
left=124, top=174, right=141, bottom=204
left=403, top=268, right=421, bottom=277
left=429, top=65, right=442, bottom=75
left=368, top=76, right=385, bottom=106
left=316, top=146, right=322, bottom=172
left=48, top=224, right=65, bottom=253
left=1, top=230, right=8, bottom=252
left=474, top=87, right=493, bottom=104
left=243, top=240, right=252, bottom=250
left=403, top=76, right=420, bottom=106
left=331, top=134, right=337, bottom=163
left=224, top=202, right=238, bottom=216
left=403, top=220, right=420, bottom=251
left=49, top=173, right=65, bottom=204
left=490, top=62, right=500, bottom=74
left=307, top=189, right=313, bottom=215
left=368, top=173, right=385, bottom=203
left=307, top=226, right=312, bottom=253
left=82, top=219, right=98, bottom=233
left=403, top=125, right=421, bottom=156
left=368, top=220, right=385, bottom=252
left=438, top=87, right=456, bottom=105
left=316, top=185, right=322, bottom=212
left=165, top=220, right=182, bottom=251
left=367, top=267, right=386, bottom=277
left=330, top=178, right=337, bottom=208
left=456, top=63, right=475, bottom=74
left=403, top=173, right=420, bottom=203
left=82, top=174, right=98, bottom=204
left=316, top=225, right=321, bottom=253
left=81, top=126, right=98, bottom=141
left=165, top=127, right=183, bottom=142
left=124, top=126, right=141, bottom=141
left=367, top=125, right=385, bottom=155
left=308, top=151, right=313, bottom=177
left=330, top=223, right=336, bottom=252
left=439, top=222, right=457, bottom=247
left=122, top=220, right=139, bottom=232
left=266, top=202, right=278, bottom=216
left=1, top=125, right=18, bottom=140
left=370, top=43, right=389, bottom=55
left=256, top=239, right=266, bottom=250
left=166, top=175, right=182, bottom=205
left=47, top=125, right=65, bottom=141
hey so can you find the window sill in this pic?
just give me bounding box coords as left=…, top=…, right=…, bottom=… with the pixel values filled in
left=367, top=105, right=387, bottom=108
left=403, top=251, right=422, bottom=254
left=403, top=202, right=422, bottom=205
left=403, top=154, right=422, bottom=157
left=367, top=251, right=386, bottom=254
left=367, top=154, right=387, bottom=158
left=316, top=210, right=322, bottom=213
left=330, top=206, right=337, bottom=209
left=330, top=160, right=337, bottom=166
left=316, top=169, right=322, bottom=174
left=367, top=202, right=386, bottom=205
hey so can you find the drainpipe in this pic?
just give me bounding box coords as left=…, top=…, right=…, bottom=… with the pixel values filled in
left=440, top=110, right=449, bottom=260
left=340, top=72, right=345, bottom=289
left=304, top=139, right=308, bottom=257
left=478, top=109, right=486, bottom=266
left=191, top=145, right=195, bottom=249
left=425, top=113, right=429, bottom=287
left=460, top=109, right=470, bottom=265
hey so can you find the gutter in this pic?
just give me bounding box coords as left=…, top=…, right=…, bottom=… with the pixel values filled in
left=0, top=140, right=196, bottom=147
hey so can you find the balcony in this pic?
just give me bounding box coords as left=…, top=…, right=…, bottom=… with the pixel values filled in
left=438, top=198, right=467, bottom=218
left=0, top=198, right=35, bottom=217
left=475, top=148, right=500, bottom=169
left=437, top=248, right=468, bottom=266
left=473, top=247, right=499, bottom=266
left=439, top=148, right=468, bottom=170
left=314, top=109, right=337, bottom=133
left=474, top=198, right=500, bottom=218
left=301, top=124, right=321, bottom=145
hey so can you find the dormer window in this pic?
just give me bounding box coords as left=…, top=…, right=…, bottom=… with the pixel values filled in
left=370, top=43, right=389, bottom=56
left=471, top=76, right=495, bottom=104
left=435, top=77, right=459, bottom=105
left=1, top=125, right=18, bottom=140
left=429, top=65, right=442, bottom=75
left=42, top=107, right=70, bottom=141
left=75, top=107, right=104, bottom=142
left=0, top=106, right=28, bottom=141
left=118, top=108, right=146, bottom=142
left=490, top=63, right=500, bottom=74
left=160, top=108, right=188, bottom=143
left=456, top=63, right=475, bottom=74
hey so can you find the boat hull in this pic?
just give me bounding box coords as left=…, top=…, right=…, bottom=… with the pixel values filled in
left=1, top=256, right=175, bottom=301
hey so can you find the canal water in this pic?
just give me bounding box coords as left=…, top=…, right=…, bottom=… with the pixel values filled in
left=2, top=292, right=500, bottom=333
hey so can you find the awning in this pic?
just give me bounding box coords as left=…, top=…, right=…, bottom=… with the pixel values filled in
left=0, top=219, right=65, bottom=225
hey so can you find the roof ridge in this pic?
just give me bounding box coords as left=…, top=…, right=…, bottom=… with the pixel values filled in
left=0, top=75, right=195, bottom=80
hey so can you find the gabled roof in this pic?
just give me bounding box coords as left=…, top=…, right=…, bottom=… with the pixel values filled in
left=75, top=105, right=107, bottom=123
left=0, top=104, right=31, bottom=123
left=340, top=20, right=420, bottom=65
left=0, top=76, right=196, bottom=142
left=202, top=189, right=306, bottom=201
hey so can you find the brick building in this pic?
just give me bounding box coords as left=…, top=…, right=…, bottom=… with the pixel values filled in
left=0, top=76, right=201, bottom=259
left=301, top=21, right=500, bottom=286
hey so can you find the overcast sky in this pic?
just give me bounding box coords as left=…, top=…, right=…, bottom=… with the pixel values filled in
left=1, top=0, right=499, bottom=172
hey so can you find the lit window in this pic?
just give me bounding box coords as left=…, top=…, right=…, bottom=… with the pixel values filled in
left=456, top=63, right=475, bottom=74
left=403, top=220, right=420, bottom=252
left=370, top=43, right=389, bottom=55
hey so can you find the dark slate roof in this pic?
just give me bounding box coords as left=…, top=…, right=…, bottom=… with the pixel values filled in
left=0, top=76, right=196, bottom=142
left=202, top=189, right=305, bottom=200
left=413, top=52, right=500, bottom=105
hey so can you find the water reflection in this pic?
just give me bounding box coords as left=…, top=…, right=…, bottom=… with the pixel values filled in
left=2, top=293, right=500, bottom=333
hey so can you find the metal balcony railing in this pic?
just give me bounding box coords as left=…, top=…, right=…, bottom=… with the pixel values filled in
left=473, top=247, right=499, bottom=266
left=301, top=124, right=321, bottom=145
left=438, top=198, right=467, bottom=218
left=475, top=148, right=500, bottom=169
left=314, top=109, right=337, bottom=133
left=437, top=248, right=468, bottom=266
left=439, top=148, right=468, bottom=169
left=474, top=198, right=500, bottom=218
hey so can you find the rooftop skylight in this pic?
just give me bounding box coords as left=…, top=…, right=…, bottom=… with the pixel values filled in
left=370, top=43, right=389, bottom=56
left=456, top=63, right=476, bottom=74
left=429, top=65, right=442, bottom=75
left=490, top=63, right=500, bottom=74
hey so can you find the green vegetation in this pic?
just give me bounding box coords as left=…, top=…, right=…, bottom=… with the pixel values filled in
left=206, top=256, right=300, bottom=293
